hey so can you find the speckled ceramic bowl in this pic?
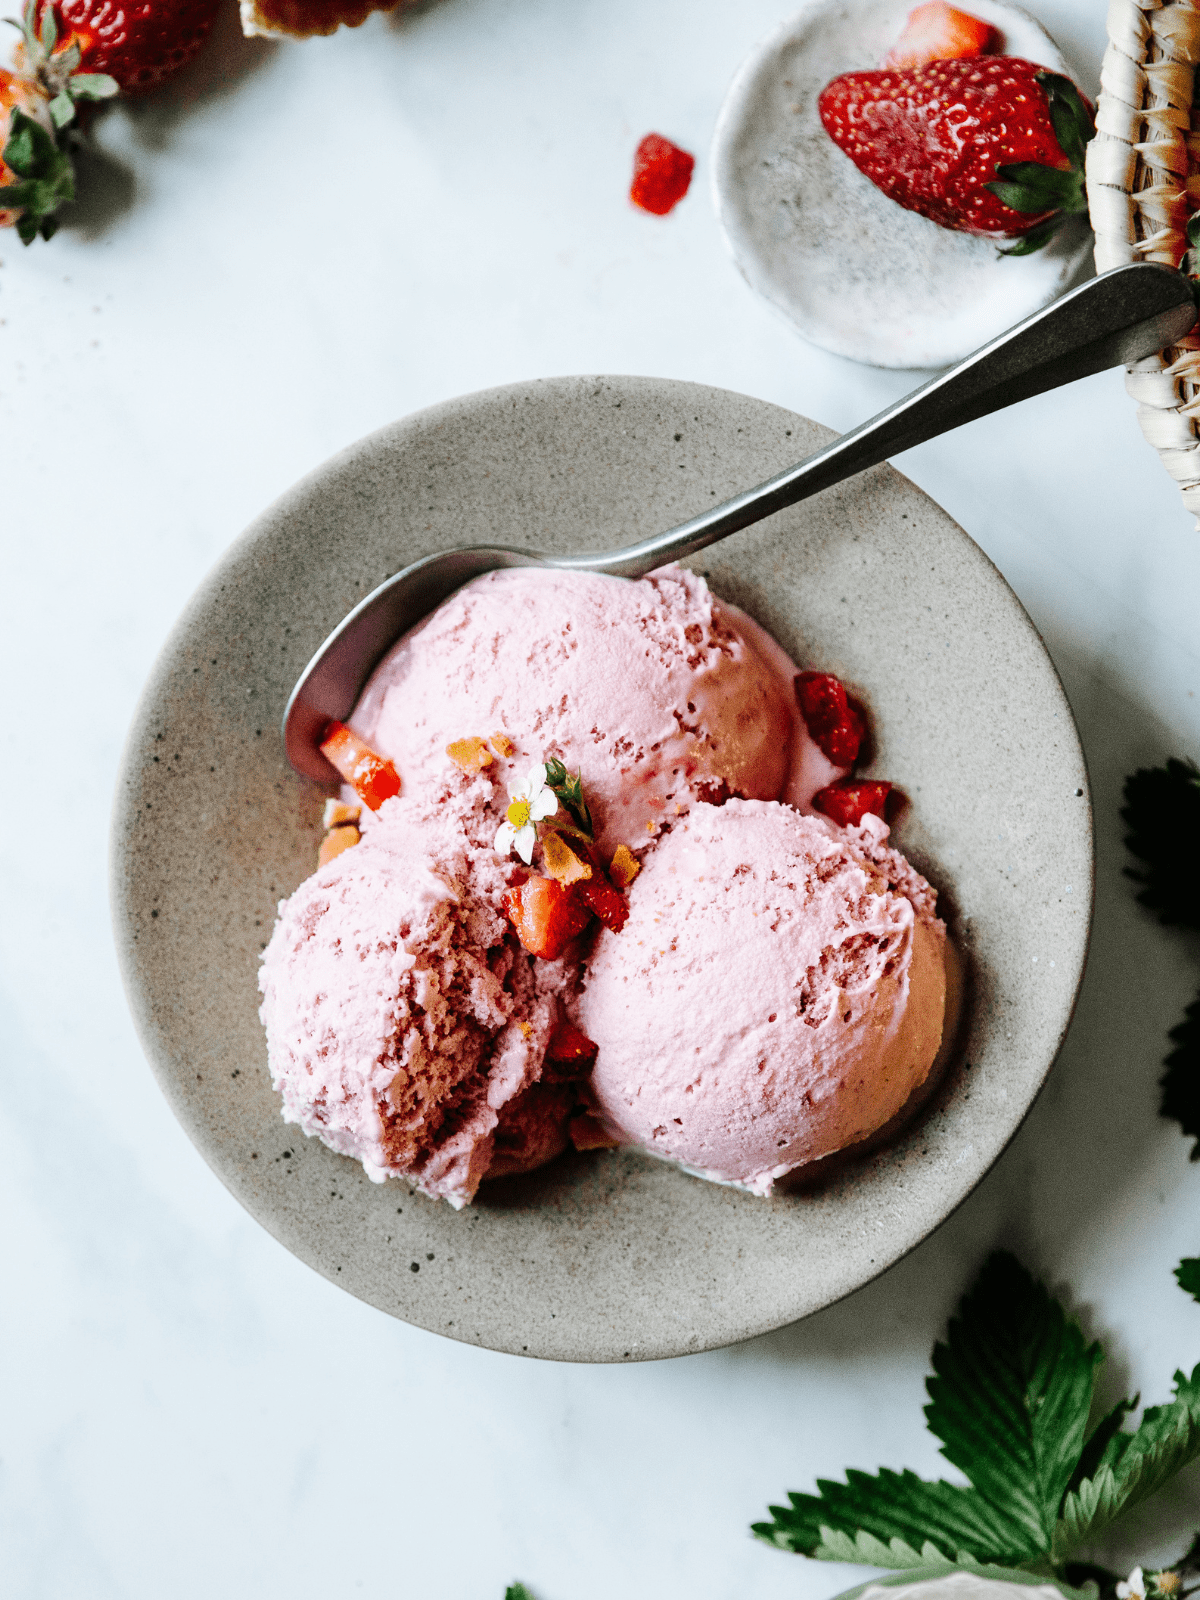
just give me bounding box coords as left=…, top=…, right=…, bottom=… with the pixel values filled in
left=110, top=376, right=1093, bottom=1362
left=711, top=0, right=1094, bottom=368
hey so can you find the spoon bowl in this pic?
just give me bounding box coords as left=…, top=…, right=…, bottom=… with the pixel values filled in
left=284, top=262, right=1196, bottom=784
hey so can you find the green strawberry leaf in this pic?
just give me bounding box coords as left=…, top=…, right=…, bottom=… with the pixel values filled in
left=1176, top=1259, right=1200, bottom=1302
left=16, top=211, right=38, bottom=244
left=1189, top=214, right=1200, bottom=250
left=988, top=163, right=1086, bottom=216
left=1066, top=1395, right=1139, bottom=1496
left=1161, top=994, right=1200, bottom=1158
left=1052, top=1365, right=1200, bottom=1562
left=998, top=219, right=1062, bottom=257
left=1122, top=760, right=1200, bottom=931
left=0, top=109, right=75, bottom=247
left=924, top=1253, right=1102, bottom=1552
left=752, top=1466, right=1039, bottom=1565
left=38, top=0, right=56, bottom=52
left=505, top=1587, right=536, bottom=1600
left=69, top=71, right=119, bottom=100
left=48, top=91, right=75, bottom=130
left=1037, top=71, right=1095, bottom=170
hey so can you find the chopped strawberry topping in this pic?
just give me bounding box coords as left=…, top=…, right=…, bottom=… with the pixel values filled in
left=883, top=2, right=999, bottom=69
left=502, top=875, right=594, bottom=960
left=630, top=134, right=694, bottom=215
left=319, top=720, right=401, bottom=811
left=794, top=671, right=865, bottom=767
left=575, top=877, right=629, bottom=934
left=813, top=779, right=894, bottom=827
left=546, top=1020, right=599, bottom=1067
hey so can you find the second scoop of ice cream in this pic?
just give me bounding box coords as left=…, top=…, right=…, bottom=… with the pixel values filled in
left=574, top=799, right=946, bottom=1193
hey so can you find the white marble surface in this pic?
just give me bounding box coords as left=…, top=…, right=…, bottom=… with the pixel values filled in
left=4, top=0, right=1200, bottom=1594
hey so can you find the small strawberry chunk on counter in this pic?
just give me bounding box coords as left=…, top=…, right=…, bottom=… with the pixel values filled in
left=813, top=779, right=893, bottom=828
left=576, top=877, right=629, bottom=934
left=630, top=134, right=694, bottom=216
left=883, top=2, right=999, bottom=69
left=795, top=671, right=865, bottom=767
left=546, top=1020, right=599, bottom=1067
left=503, top=875, right=594, bottom=960
left=319, top=719, right=401, bottom=811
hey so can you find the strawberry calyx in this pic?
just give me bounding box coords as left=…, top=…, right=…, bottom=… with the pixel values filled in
left=0, top=0, right=116, bottom=243
left=986, top=71, right=1094, bottom=256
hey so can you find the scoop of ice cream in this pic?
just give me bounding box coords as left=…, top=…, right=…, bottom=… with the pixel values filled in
left=258, top=781, right=575, bottom=1206
left=573, top=800, right=946, bottom=1193
left=349, top=565, right=821, bottom=855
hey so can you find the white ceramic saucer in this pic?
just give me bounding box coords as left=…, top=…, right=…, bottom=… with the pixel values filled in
left=110, top=376, right=1092, bottom=1362
left=711, top=0, right=1094, bottom=369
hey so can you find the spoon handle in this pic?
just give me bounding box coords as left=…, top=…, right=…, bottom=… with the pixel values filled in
left=559, top=261, right=1197, bottom=580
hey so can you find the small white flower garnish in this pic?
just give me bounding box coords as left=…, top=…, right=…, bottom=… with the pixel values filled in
left=1118, top=1570, right=1147, bottom=1600
left=494, top=762, right=558, bottom=864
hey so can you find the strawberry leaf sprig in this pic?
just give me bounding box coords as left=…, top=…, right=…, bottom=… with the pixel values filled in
left=754, top=1252, right=1200, bottom=1582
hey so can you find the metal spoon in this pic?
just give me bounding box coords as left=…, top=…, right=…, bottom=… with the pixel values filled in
left=285, top=260, right=1196, bottom=783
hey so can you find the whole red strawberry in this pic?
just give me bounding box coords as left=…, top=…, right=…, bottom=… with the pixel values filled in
left=36, top=0, right=220, bottom=95
left=818, top=57, right=1094, bottom=252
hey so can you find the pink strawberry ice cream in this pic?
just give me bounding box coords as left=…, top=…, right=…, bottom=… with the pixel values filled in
left=573, top=800, right=946, bottom=1193
left=349, top=565, right=838, bottom=855
left=258, top=780, right=574, bottom=1206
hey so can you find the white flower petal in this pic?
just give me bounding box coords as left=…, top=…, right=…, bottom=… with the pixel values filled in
left=530, top=790, right=558, bottom=821
left=528, top=762, right=548, bottom=792
left=515, top=824, right=536, bottom=865
left=494, top=821, right=517, bottom=856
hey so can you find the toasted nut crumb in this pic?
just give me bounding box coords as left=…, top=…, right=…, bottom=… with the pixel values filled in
left=447, top=736, right=493, bottom=775
left=542, top=830, right=593, bottom=885
left=609, top=844, right=640, bottom=887
left=518, top=1020, right=533, bottom=1039
left=322, top=798, right=362, bottom=829
left=569, top=1113, right=619, bottom=1151
left=318, top=825, right=360, bottom=866
left=490, top=731, right=516, bottom=758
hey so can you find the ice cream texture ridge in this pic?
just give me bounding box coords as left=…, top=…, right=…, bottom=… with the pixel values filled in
left=258, top=564, right=948, bottom=1204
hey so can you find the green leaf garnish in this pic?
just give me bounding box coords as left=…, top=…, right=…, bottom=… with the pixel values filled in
left=924, top=1253, right=1102, bottom=1552
left=1122, top=759, right=1200, bottom=930
left=542, top=758, right=593, bottom=839
left=756, top=1252, right=1200, bottom=1580
left=0, top=109, right=74, bottom=246
left=69, top=71, right=119, bottom=100
left=505, top=1587, right=536, bottom=1600
left=1037, top=71, right=1095, bottom=171
left=1176, top=1259, right=1200, bottom=1302
left=998, top=219, right=1062, bottom=257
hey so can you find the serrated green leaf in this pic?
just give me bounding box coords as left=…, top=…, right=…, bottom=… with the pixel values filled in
left=1122, top=760, right=1200, bottom=931
left=1176, top=1259, right=1200, bottom=1302
left=753, top=1465, right=1035, bottom=1565
left=924, top=1253, right=1102, bottom=1553
left=1052, top=1365, right=1200, bottom=1561
left=1067, top=1395, right=1138, bottom=1497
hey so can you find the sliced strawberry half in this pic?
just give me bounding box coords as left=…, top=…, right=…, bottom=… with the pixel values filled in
left=883, top=2, right=999, bottom=69
left=575, top=877, right=629, bottom=934
left=545, top=1020, right=599, bottom=1068
left=502, top=876, right=594, bottom=961
left=319, top=720, right=401, bottom=811
left=795, top=671, right=865, bottom=767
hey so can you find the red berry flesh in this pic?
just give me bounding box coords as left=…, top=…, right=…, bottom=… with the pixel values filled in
left=794, top=671, right=865, bottom=767
left=575, top=877, right=629, bottom=934
left=883, top=2, right=999, bottom=70
left=502, top=876, right=594, bottom=960
left=813, top=780, right=894, bottom=827
left=630, top=134, right=694, bottom=216
left=319, top=720, right=401, bottom=811
left=545, top=1020, right=599, bottom=1067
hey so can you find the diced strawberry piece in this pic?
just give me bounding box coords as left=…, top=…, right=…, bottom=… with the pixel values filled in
left=502, top=875, right=594, bottom=960
left=883, top=2, right=999, bottom=69
left=813, top=779, right=894, bottom=827
left=575, top=877, right=629, bottom=934
left=630, top=134, right=694, bottom=215
left=546, top=1020, right=599, bottom=1067
left=319, top=719, right=401, bottom=811
left=794, top=671, right=865, bottom=767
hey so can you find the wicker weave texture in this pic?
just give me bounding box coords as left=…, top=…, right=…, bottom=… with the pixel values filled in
left=1087, top=0, right=1200, bottom=519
